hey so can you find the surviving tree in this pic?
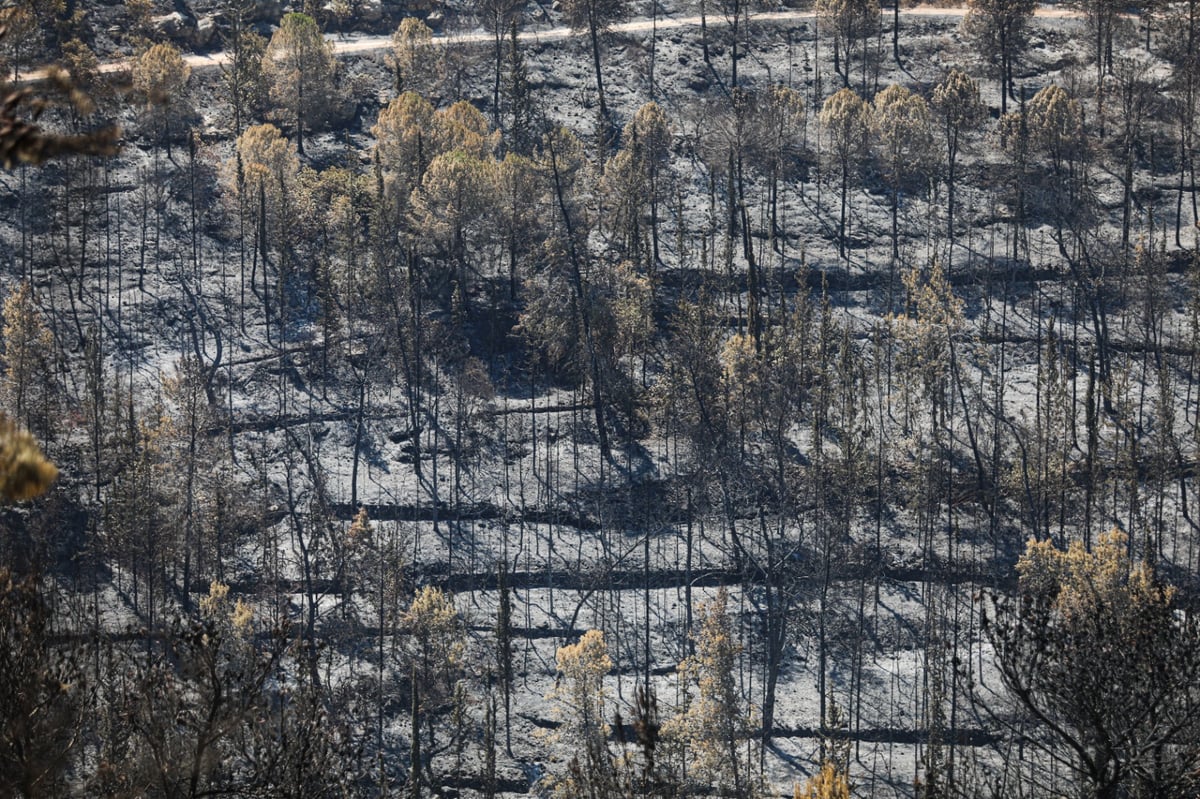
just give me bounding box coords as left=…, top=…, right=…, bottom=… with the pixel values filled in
left=819, top=87, right=872, bottom=260
left=263, top=12, right=336, bottom=155
left=872, top=83, right=934, bottom=292
left=132, top=42, right=192, bottom=151
left=983, top=531, right=1200, bottom=799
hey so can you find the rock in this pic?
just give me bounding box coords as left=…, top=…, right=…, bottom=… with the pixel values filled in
left=245, top=0, right=283, bottom=22
left=194, top=15, right=220, bottom=48
left=359, top=0, right=383, bottom=23
left=326, top=0, right=382, bottom=25
left=151, top=11, right=192, bottom=39
left=425, top=9, right=444, bottom=28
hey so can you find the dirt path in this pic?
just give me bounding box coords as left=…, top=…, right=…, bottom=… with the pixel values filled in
left=21, top=3, right=1080, bottom=79
left=208, top=4, right=1080, bottom=66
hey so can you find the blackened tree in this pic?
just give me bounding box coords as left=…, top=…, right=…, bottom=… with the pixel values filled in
left=963, top=0, right=1036, bottom=114
left=560, top=0, right=627, bottom=127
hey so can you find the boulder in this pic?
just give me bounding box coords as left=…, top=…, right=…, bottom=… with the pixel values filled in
left=359, top=0, right=383, bottom=23
left=245, top=0, right=283, bottom=22
left=151, top=11, right=192, bottom=39
left=194, top=15, right=220, bottom=47
left=323, top=0, right=381, bottom=25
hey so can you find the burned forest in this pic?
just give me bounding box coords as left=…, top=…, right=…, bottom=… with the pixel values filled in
left=1, top=0, right=1200, bottom=796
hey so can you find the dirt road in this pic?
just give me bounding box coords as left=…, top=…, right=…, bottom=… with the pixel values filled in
left=20, top=3, right=1079, bottom=79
